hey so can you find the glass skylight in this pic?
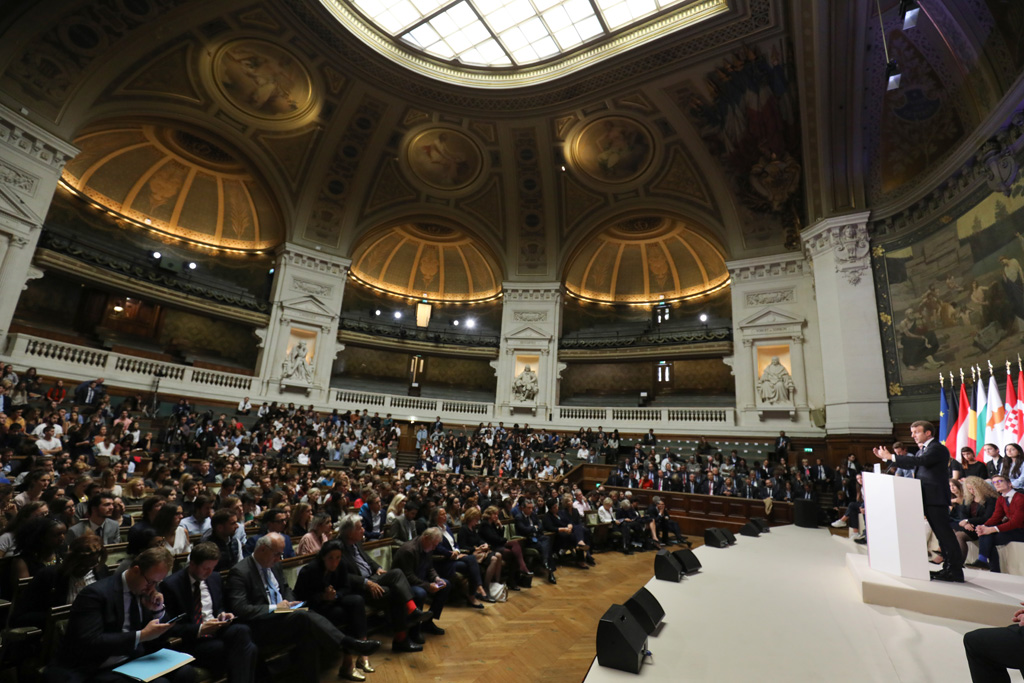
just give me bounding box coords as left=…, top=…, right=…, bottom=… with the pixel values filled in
left=350, top=0, right=692, bottom=67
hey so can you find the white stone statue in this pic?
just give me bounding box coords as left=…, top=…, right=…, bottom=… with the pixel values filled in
left=282, top=340, right=313, bottom=383
left=758, top=356, right=795, bottom=404
left=512, top=365, right=539, bottom=402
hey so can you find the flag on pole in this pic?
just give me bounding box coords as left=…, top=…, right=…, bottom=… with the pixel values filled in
left=955, top=379, right=971, bottom=458
left=986, top=371, right=1004, bottom=460
left=939, top=380, right=950, bottom=454
left=976, top=367, right=988, bottom=452
left=1015, top=364, right=1024, bottom=445
left=945, top=375, right=960, bottom=451
left=967, top=372, right=978, bottom=453
left=1004, top=366, right=1022, bottom=451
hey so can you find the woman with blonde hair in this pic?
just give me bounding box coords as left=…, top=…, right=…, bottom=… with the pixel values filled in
left=123, top=478, right=146, bottom=505
left=386, top=493, right=406, bottom=524
left=954, top=475, right=999, bottom=561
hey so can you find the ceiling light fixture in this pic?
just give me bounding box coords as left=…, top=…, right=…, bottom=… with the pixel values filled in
left=152, top=251, right=161, bottom=259
left=187, top=262, right=197, bottom=270
left=899, top=0, right=919, bottom=29
left=877, top=0, right=902, bottom=91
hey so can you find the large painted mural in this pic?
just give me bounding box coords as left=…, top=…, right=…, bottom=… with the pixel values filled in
left=876, top=168, right=1024, bottom=395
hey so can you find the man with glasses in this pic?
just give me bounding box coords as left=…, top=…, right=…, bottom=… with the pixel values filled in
left=242, top=508, right=295, bottom=558
left=47, top=547, right=195, bottom=683
left=967, top=474, right=1024, bottom=574
left=226, top=533, right=380, bottom=680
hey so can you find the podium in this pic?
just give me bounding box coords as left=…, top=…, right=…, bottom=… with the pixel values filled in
left=862, top=472, right=929, bottom=580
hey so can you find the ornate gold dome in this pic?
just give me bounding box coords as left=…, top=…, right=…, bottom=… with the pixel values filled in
left=61, top=122, right=284, bottom=251
left=564, top=216, right=729, bottom=304
left=350, top=223, right=502, bottom=302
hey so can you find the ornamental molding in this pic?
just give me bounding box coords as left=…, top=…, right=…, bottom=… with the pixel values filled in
left=726, top=252, right=808, bottom=281
left=513, top=310, right=548, bottom=322
left=744, top=289, right=794, bottom=307
left=802, top=214, right=871, bottom=286
left=0, top=104, right=78, bottom=171
left=278, top=244, right=351, bottom=277
left=292, top=277, right=333, bottom=297
left=503, top=282, right=561, bottom=301
left=0, top=160, right=38, bottom=196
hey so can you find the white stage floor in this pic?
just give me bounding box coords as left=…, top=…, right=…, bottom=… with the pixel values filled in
left=584, top=526, right=1024, bottom=683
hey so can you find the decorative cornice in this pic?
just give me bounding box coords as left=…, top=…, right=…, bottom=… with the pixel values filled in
left=726, top=252, right=808, bottom=281
left=503, top=282, right=562, bottom=301
left=0, top=103, right=78, bottom=171
left=277, top=244, right=351, bottom=277
left=558, top=340, right=733, bottom=361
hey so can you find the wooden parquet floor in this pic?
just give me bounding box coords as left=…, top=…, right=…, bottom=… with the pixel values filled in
left=317, top=542, right=697, bottom=683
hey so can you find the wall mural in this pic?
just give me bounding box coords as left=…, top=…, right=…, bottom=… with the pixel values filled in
left=405, top=128, right=483, bottom=191
left=678, top=42, right=802, bottom=249
left=213, top=39, right=314, bottom=120
left=569, top=116, right=654, bottom=185
left=875, top=171, right=1024, bottom=395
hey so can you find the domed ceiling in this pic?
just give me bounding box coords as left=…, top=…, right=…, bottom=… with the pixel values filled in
left=61, top=123, right=284, bottom=251
left=350, top=223, right=502, bottom=302
left=565, top=216, right=728, bottom=304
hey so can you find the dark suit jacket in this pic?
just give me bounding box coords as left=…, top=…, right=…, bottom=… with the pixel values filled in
left=359, top=507, right=388, bottom=540
left=338, top=542, right=382, bottom=589
left=12, top=563, right=111, bottom=628
left=393, top=538, right=438, bottom=589
left=513, top=510, right=543, bottom=541
left=242, top=531, right=295, bottom=559
left=224, top=555, right=294, bottom=622
left=892, top=439, right=952, bottom=507
left=56, top=573, right=165, bottom=671
left=161, top=566, right=226, bottom=642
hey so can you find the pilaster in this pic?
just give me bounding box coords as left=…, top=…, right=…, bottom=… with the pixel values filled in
left=493, top=282, right=561, bottom=420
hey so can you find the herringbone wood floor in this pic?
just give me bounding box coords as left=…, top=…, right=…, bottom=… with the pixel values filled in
left=317, top=542, right=696, bottom=683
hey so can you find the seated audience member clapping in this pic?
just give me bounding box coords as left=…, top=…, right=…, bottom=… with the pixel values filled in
left=161, top=543, right=257, bottom=683
left=968, top=474, right=1024, bottom=573
left=13, top=534, right=110, bottom=629
left=393, top=528, right=450, bottom=639
left=954, top=476, right=998, bottom=563
left=478, top=505, right=528, bottom=588
left=337, top=513, right=432, bottom=653
left=457, top=508, right=506, bottom=598
left=430, top=506, right=489, bottom=607
left=46, top=547, right=195, bottom=683
left=225, top=533, right=380, bottom=681
left=295, top=540, right=372, bottom=681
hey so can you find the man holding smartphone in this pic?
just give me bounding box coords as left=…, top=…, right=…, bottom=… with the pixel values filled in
left=161, top=543, right=257, bottom=683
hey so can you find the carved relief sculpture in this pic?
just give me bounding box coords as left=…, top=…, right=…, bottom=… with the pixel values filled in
left=512, top=365, right=539, bottom=402
left=282, top=340, right=313, bottom=383
left=757, top=356, right=795, bottom=404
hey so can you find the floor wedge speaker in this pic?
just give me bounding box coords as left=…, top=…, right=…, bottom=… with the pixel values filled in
left=793, top=499, right=819, bottom=528
left=751, top=517, right=770, bottom=532
left=671, top=548, right=702, bottom=574
left=720, top=528, right=737, bottom=544
left=704, top=527, right=729, bottom=548
left=624, top=587, right=664, bottom=634
left=654, top=549, right=683, bottom=582
left=596, top=604, right=648, bottom=674
left=740, top=521, right=761, bottom=537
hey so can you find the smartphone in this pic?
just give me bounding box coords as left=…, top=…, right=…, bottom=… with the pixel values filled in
left=291, top=601, right=305, bottom=609
left=163, top=613, right=186, bottom=624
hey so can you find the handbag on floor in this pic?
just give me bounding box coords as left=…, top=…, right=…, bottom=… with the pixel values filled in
left=489, top=582, right=509, bottom=602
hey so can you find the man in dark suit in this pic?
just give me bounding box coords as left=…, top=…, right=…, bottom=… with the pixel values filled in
left=337, top=514, right=431, bottom=653
left=225, top=533, right=380, bottom=680
left=514, top=498, right=557, bottom=584
left=65, top=491, right=121, bottom=546
left=775, top=431, right=791, bottom=461
left=393, top=529, right=450, bottom=641
left=389, top=500, right=421, bottom=543
left=47, top=547, right=195, bottom=683
left=162, top=543, right=256, bottom=683
left=359, top=493, right=388, bottom=540
left=873, top=420, right=963, bottom=582
left=963, top=599, right=1024, bottom=681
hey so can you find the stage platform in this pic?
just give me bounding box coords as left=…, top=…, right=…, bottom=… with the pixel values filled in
left=584, top=525, right=1024, bottom=683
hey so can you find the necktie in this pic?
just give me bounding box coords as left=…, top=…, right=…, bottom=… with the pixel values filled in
left=129, top=592, right=142, bottom=633
left=193, top=580, right=203, bottom=624
left=263, top=567, right=281, bottom=605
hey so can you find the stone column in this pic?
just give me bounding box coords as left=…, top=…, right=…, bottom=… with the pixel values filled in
left=492, top=282, right=561, bottom=420
left=256, top=243, right=350, bottom=404
left=0, top=103, right=78, bottom=344
left=801, top=212, right=892, bottom=434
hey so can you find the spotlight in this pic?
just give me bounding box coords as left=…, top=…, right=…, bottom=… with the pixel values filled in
left=113, top=305, right=124, bottom=313
left=453, top=320, right=460, bottom=326
left=886, top=60, right=901, bottom=91
left=374, top=309, right=381, bottom=316
left=899, top=0, right=919, bottom=29
left=152, top=251, right=161, bottom=259
left=699, top=313, right=708, bottom=323
left=394, top=311, right=402, bottom=319
left=268, top=268, right=275, bottom=274
left=466, top=318, right=476, bottom=329
left=187, top=262, right=197, bottom=270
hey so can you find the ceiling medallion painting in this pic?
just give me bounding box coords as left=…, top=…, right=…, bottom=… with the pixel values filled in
left=61, top=123, right=283, bottom=251
left=569, top=116, right=655, bottom=186
left=404, top=127, right=484, bottom=192
left=212, top=39, right=315, bottom=121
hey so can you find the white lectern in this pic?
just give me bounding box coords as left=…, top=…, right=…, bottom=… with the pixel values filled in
left=862, top=472, right=930, bottom=580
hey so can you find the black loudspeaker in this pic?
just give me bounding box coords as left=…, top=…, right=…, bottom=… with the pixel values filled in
left=624, top=587, right=664, bottom=634
left=740, top=521, right=761, bottom=537
left=671, top=548, right=702, bottom=574
left=793, top=499, right=819, bottom=528
left=704, top=528, right=729, bottom=548
left=596, top=604, right=648, bottom=674
left=751, top=517, right=770, bottom=532
left=654, top=549, right=683, bottom=582
left=720, top=528, right=737, bottom=545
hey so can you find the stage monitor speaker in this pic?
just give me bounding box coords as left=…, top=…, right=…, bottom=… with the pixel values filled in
left=596, top=604, right=648, bottom=674
left=751, top=517, right=770, bottom=533
left=671, top=548, right=702, bottom=574
left=740, top=521, right=761, bottom=537
left=704, top=528, right=729, bottom=548
left=624, top=587, right=664, bottom=634
left=654, top=549, right=683, bottom=582
left=721, top=528, right=737, bottom=544
left=793, top=499, right=819, bottom=528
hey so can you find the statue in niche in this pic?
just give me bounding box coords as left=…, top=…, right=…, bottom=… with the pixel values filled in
left=282, top=340, right=313, bottom=383
left=758, top=356, right=795, bottom=404
left=512, top=365, right=539, bottom=403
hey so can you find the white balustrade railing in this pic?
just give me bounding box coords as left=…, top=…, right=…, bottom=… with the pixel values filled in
left=6, top=332, right=749, bottom=433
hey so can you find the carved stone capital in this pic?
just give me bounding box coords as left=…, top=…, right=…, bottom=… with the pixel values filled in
left=802, top=214, right=872, bottom=286
left=727, top=253, right=808, bottom=282
left=0, top=104, right=78, bottom=172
